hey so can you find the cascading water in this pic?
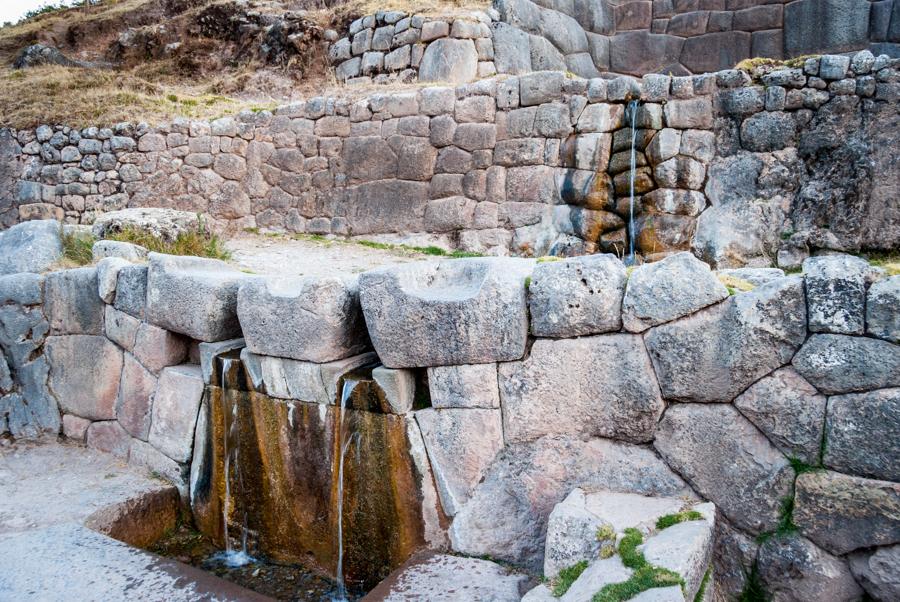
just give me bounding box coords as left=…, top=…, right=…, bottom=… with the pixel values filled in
left=626, top=98, right=640, bottom=265
left=333, top=379, right=359, bottom=602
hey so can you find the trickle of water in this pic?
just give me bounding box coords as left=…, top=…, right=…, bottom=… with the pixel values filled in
left=626, top=98, right=640, bottom=265
left=333, top=379, right=358, bottom=602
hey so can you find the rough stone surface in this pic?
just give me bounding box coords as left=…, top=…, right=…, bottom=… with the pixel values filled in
left=792, top=334, right=900, bottom=395
left=418, top=38, right=478, bottom=83
left=115, top=353, right=157, bottom=441
left=45, top=268, right=104, bottom=335
left=793, top=470, right=900, bottom=555
left=734, top=367, right=826, bottom=465
left=198, top=338, right=245, bottom=385
left=499, top=335, right=664, bottom=444
left=427, top=363, right=499, bottom=409
left=148, top=364, right=205, bottom=463
left=359, top=258, right=533, bottom=368
left=802, top=254, right=874, bottom=335
left=86, top=420, right=131, bottom=459
left=849, top=544, right=900, bottom=602
left=714, top=519, right=759, bottom=600
left=654, top=403, right=794, bottom=534
left=867, top=276, right=900, bottom=343
left=824, top=388, right=900, bottom=482
left=114, top=265, right=148, bottom=319
left=96, top=257, right=130, bottom=304
left=528, top=254, right=626, bottom=337
left=641, top=504, right=715, bottom=601
left=645, top=277, right=806, bottom=403
left=372, top=366, right=415, bottom=414
left=91, top=208, right=201, bottom=243
left=251, top=351, right=377, bottom=404
left=757, top=534, right=863, bottom=602
left=622, top=252, right=728, bottom=333
left=46, top=335, right=122, bottom=421
left=237, top=275, right=370, bottom=363
left=92, top=240, right=147, bottom=262
left=132, top=323, right=188, bottom=374
left=0, top=220, right=62, bottom=276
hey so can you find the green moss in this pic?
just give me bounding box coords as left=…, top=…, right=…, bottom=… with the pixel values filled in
left=655, top=510, right=704, bottom=531
left=596, top=524, right=616, bottom=541
left=618, top=527, right=646, bottom=569
left=693, top=567, right=711, bottom=602
left=591, top=527, right=686, bottom=602
left=788, top=457, right=820, bottom=475
left=536, top=256, right=561, bottom=263
left=61, top=229, right=95, bottom=266
left=524, top=276, right=532, bottom=290
left=757, top=495, right=798, bottom=543
left=737, top=563, right=767, bottom=602
left=552, top=560, right=588, bottom=597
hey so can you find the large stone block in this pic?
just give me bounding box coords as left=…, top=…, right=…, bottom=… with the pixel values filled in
left=792, top=334, right=900, bottom=395
left=866, top=276, right=900, bottom=343
left=46, top=335, right=122, bottom=421
left=148, top=364, right=204, bottom=463
left=45, top=268, right=105, bottom=335
left=681, top=31, right=751, bottom=73
left=784, top=0, right=871, bottom=56
left=802, top=254, right=875, bottom=335
left=449, top=436, right=694, bottom=571
left=146, top=253, right=248, bottom=342
left=645, top=278, right=806, bottom=403
left=491, top=22, right=532, bottom=74
left=237, top=275, right=370, bottom=363
left=116, top=353, right=157, bottom=441
left=849, top=545, right=900, bottom=602
left=91, top=208, right=201, bottom=243
left=825, top=388, right=900, bottom=482
left=734, top=367, right=825, bottom=465
left=96, top=257, right=130, bottom=304
left=114, top=264, right=148, bottom=319
left=418, top=38, right=478, bottom=83
left=358, top=258, right=533, bottom=368
left=415, top=407, right=503, bottom=516
left=132, top=323, right=188, bottom=374
left=499, top=335, right=665, bottom=444
left=757, top=535, right=863, bottom=602
left=528, top=254, right=626, bottom=337
left=0, top=220, right=62, bottom=276
left=654, top=403, right=794, bottom=534
left=794, top=471, right=900, bottom=555
left=427, top=363, right=499, bottom=409
left=86, top=420, right=131, bottom=459
left=343, top=180, right=429, bottom=235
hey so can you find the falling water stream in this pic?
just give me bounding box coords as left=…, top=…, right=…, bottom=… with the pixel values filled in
left=333, top=379, right=359, bottom=602
left=626, top=98, right=640, bottom=265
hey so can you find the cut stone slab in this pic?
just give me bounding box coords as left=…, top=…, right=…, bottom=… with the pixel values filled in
left=528, top=254, right=627, bottom=337
left=0, top=219, right=62, bottom=276
left=415, top=407, right=503, bottom=517
left=198, top=338, right=245, bottom=385
left=46, top=335, right=123, bottom=421
left=91, top=208, right=202, bottom=243
left=824, top=388, right=900, bottom=482
left=427, top=363, right=499, bottom=409
left=628, top=587, right=685, bottom=601
left=499, top=334, right=664, bottom=444
left=148, top=364, right=205, bottom=463
left=132, top=322, right=188, bottom=374
left=802, top=254, right=875, bottom=335
left=734, top=367, right=826, bottom=465
left=363, top=553, right=527, bottom=602
left=449, top=436, right=695, bottom=571
left=654, top=403, right=795, bottom=534
left=45, top=267, right=105, bottom=335
left=849, top=544, right=900, bottom=602
left=92, top=239, right=148, bottom=262
left=867, top=276, right=900, bottom=343
left=644, top=277, right=806, bottom=403
left=418, top=38, right=478, bottom=84
left=237, top=275, right=370, bottom=363
left=757, top=534, right=863, bottom=602
left=96, top=257, right=130, bottom=304
left=622, top=252, right=728, bottom=333
left=114, top=264, right=148, bottom=319
left=104, top=305, right=140, bottom=351
left=793, top=470, right=900, bottom=555
left=146, top=253, right=250, bottom=342
left=640, top=503, right=715, bottom=601
left=250, top=351, right=377, bottom=404
left=792, top=334, right=900, bottom=394
left=116, top=353, right=157, bottom=440
left=372, top=366, right=415, bottom=414
left=359, top=258, right=533, bottom=368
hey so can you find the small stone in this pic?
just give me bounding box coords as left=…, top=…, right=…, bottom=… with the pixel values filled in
left=818, top=54, right=850, bottom=80
left=96, top=257, right=130, bottom=304
left=132, top=323, right=188, bottom=374
left=114, top=265, right=148, bottom=319
left=62, top=414, right=91, bottom=441
left=86, top=421, right=130, bottom=459
left=92, top=240, right=147, bottom=262
left=104, top=305, right=139, bottom=351
left=372, top=366, right=415, bottom=414
left=640, top=505, right=715, bottom=601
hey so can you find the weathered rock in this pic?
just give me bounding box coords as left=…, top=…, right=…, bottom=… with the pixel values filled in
left=12, top=44, right=82, bottom=69
left=740, top=111, right=797, bottom=152
left=62, top=413, right=91, bottom=441
left=867, top=276, right=900, bottom=343
left=757, top=534, right=863, bottom=602
left=415, top=408, right=503, bottom=517
left=427, top=363, right=499, bottom=409
left=96, top=257, right=130, bottom=304
left=641, top=503, right=716, bottom=601
left=714, top=519, right=760, bottom=600
left=793, top=470, right=900, bottom=555
left=449, top=436, right=694, bottom=571
left=46, top=335, right=122, bottom=421
left=824, top=388, right=900, bottom=482
left=198, top=338, right=245, bottom=385
left=784, top=0, right=871, bottom=56
left=128, top=439, right=189, bottom=498
left=250, top=351, right=377, bottom=403
left=359, top=258, right=532, bottom=368
left=418, top=38, right=478, bottom=83
left=86, top=420, right=131, bottom=459
left=622, top=252, right=728, bottom=333
left=114, top=265, right=148, bottom=319
left=499, top=335, right=664, bottom=444
left=45, top=268, right=105, bottom=335
left=237, top=275, right=369, bottom=363
left=91, top=208, right=201, bottom=243
left=146, top=253, right=248, bottom=342
left=371, top=366, right=415, bottom=414
left=148, top=365, right=204, bottom=463
left=492, top=22, right=532, bottom=74
left=802, top=254, right=875, bottom=335
left=116, top=353, right=157, bottom=441
left=645, top=278, right=806, bottom=403
left=0, top=220, right=62, bottom=276
left=734, top=368, right=826, bottom=465
left=528, top=254, right=626, bottom=337
left=91, top=240, right=147, bottom=262
left=849, top=544, right=900, bottom=602
left=792, top=334, right=900, bottom=395
left=562, top=555, right=635, bottom=602
left=654, top=404, right=794, bottom=534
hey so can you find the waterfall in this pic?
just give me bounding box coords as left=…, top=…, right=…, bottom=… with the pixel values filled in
left=333, top=379, right=358, bottom=602
left=626, top=98, right=640, bottom=265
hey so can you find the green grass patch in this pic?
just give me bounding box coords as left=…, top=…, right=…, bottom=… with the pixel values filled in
left=552, top=560, right=588, bottom=597
left=693, top=567, right=711, bottom=602
left=656, top=510, right=704, bottom=531
left=788, top=457, right=820, bottom=475
left=61, top=229, right=95, bottom=266
left=866, top=251, right=900, bottom=277
left=591, top=528, right=685, bottom=602
left=356, top=239, right=483, bottom=258
left=757, top=495, right=798, bottom=544
left=536, top=255, right=561, bottom=263
left=106, top=220, right=231, bottom=260
left=738, top=563, right=767, bottom=602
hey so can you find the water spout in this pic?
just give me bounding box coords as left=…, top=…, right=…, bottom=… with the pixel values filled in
left=333, top=379, right=358, bottom=602
left=626, top=98, right=640, bottom=265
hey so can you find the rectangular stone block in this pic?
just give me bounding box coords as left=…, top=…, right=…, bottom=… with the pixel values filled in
left=46, top=268, right=104, bottom=335
left=148, top=365, right=205, bottom=463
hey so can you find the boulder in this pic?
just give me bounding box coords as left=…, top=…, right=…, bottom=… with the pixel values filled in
left=415, top=408, right=503, bottom=517
left=146, top=253, right=249, bottom=342
left=757, top=534, right=863, bottom=602
left=96, top=257, right=130, bottom=304
left=449, top=436, right=694, bottom=571
left=499, top=335, right=664, bottom=444
left=45, top=268, right=105, bottom=335
left=654, top=404, right=795, bottom=534
left=802, top=254, right=874, bottom=335
left=114, top=265, right=148, bottom=319
left=46, top=335, right=122, bottom=421
left=792, top=334, right=900, bottom=395
left=528, top=255, right=626, bottom=337
left=734, top=368, right=826, bottom=465
left=12, top=44, right=82, bottom=69
left=358, top=258, right=533, bottom=368
left=427, top=363, right=499, bottom=409
left=237, top=275, right=370, bottom=363
left=824, top=388, right=900, bottom=482
left=115, top=353, right=157, bottom=441
left=640, top=503, right=716, bottom=601
left=91, top=240, right=148, bottom=262
left=793, top=471, right=900, bottom=555
left=418, top=38, right=478, bottom=83
left=867, top=276, right=900, bottom=343
left=91, top=208, right=201, bottom=243
left=0, top=220, right=62, bottom=276
left=644, top=277, right=806, bottom=403
left=849, top=544, right=900, bottom=602
left=622, top=252, right=728, bottom=333
left=148, top=365, right=204, bottom=463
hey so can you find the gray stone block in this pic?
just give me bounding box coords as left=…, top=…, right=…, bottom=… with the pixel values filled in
left=866, top=276, right=899, bottom=343
left=802, top=254, right=874, bottom=335
left=148, top=364, right=204, bottom=463
left=793, top=334, right=900, bottom=395
left=0, top=220, right=62, bottom=276
left=198, top=338, right=245, bottom=385
left=849, top=545, right=900, bottom=602
left=418, top=38, right=478, bottom=83
left=46, top=335, right=122, bottom=421
left=757, top=535, right=863, bottom=602
left=825, top=388, right=900, bottom=482
left=427, top=363, right=499, bottom=409
left=784, top=0, right=871, bottom=56
left=45, top=267, right=105, bottom=335
left=114, top=264, right=148, bottom=319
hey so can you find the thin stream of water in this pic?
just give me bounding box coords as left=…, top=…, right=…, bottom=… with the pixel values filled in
left=332, top=379, right=358, bottom=602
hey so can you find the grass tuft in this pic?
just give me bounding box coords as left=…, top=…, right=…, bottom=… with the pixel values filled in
left=106, top=221, right=231, bottom=260
left=718, top=274, right=755, bottom=294
left=655, top=510, right=704, bottom=531
left=591, top=528, right=685, bottom=602
left=787, top=457, right=820, bottom=475
left=866, top=251, right=900, bottom=277
left=61, top=228, right=96, bottom=266
left=552, top=560, right=588, bottom=597
left=693, top=567, right=711, bottom=602
left=596, top=524, right=616, bottom=541
left=738, top=563, right=767, bottom=602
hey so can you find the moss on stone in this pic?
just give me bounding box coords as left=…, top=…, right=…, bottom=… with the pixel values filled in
left=552, top=560, right=588, bottom=597
left=655, top=510, right=704, bottom=530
